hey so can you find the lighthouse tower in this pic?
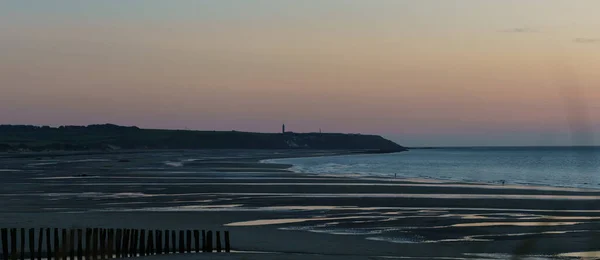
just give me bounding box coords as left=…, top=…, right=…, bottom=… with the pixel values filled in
left=282, top=124, right=286, bottom=134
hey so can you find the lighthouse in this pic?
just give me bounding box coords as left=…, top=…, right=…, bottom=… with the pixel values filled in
left=282, top=124, right=286, bottom=134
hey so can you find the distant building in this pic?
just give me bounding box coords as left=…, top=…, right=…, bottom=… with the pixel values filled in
left=282, top=124, right=286, bottom=134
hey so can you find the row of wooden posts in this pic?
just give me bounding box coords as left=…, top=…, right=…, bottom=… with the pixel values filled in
left=1, top=228, right=231, bottom=260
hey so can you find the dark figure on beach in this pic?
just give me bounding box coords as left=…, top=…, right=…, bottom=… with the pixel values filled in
left=501, top=180, right=505, bottom=186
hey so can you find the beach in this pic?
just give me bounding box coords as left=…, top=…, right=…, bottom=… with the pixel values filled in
left=2, top=150, right=600, bottom=259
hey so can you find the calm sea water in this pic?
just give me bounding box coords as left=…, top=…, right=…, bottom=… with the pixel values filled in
left=265, top=147, right=600, bottom=189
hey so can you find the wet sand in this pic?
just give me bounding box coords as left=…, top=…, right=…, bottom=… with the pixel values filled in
left=1, top=150, right=600, bottom=259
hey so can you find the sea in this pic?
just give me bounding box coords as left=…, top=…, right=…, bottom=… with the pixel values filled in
left=264, top=147, right=600, bottom=190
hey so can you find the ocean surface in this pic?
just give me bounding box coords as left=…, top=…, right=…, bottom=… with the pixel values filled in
left=264, top=147, right=600, bottom=189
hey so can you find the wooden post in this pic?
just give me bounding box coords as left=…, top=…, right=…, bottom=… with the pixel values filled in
left=10, top=228, right=17, bottom=259
left=1, top=228, right=8, bottom=260
left=171, top=231, right=176, bottom=254
left=178, top=231, right=184, bottom=254
left=224, top=231, right=231, bottom=253
left=45, top=229, right=52, bottom=260
left=114, top=229, right=121, bottom=259
left=138, top=230, right=145, bottom=257
left=84, top=229, right=91, bottom=260
left=37, top=228, right=43, bottom=260
left=120, top=229, right=129, bottom=259
left=136, top=229, right=141, bottom=256
left=99, top=229, right=105, bottom=260
left=108, top=229, right=113, bottom=259
left=106, top=228, right=115, bottom=259
left=76, top=230, right=82, bottom=260
left=163, top=230, right=169, bottom=255
left=92, top=228, right=98, bottom=260
left=61, top=229, right=67, bottom=260
left=186, top=230, right=191, bottom=253
left=106, top=229, right=113, bottom=259
left=156, top=231, right=162, bottom=255
left=216, top=231, right=222, bottom=253
left=201, top=230, right=206, bottom=253
left=122, top=230, right=127, bottom=258
left=131, top=229, right=136, bottom=257
left=130, top=230, right=137, bottom=258
left=69, top=230, right=75, bottom=260
left=126, top=229, right=133, bottom=258
left=96, top=229, right=102, bottom=260
left=137, top=229, right=142, bottom=257
left=206, top=231, right=213, bottom=253
left=117, top=230, right=123, bottom=259
left=127, top=229, right=133, bottom=258
left=53, top=228, right=59, bottom=260
left=20, top=228, right=25, bottom=260
left=147, top=231, right=154, bottom=256
left=193, top=230, right=199, bottom=253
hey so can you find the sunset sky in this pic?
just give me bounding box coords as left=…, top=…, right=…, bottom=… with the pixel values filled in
left=1, top=1, right=600, bottom=146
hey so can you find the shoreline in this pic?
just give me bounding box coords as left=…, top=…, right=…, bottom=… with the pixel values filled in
left=260, top=152, right=600, bottom=193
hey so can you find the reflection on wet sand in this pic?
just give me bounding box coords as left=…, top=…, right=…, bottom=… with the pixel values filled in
left=227, top=218, right=325, bottom=226
left=558, top=251, right=600, bottom=259
left=519, top=216, right=600, bottom=221
left=470, top=230, right=588, bottom=239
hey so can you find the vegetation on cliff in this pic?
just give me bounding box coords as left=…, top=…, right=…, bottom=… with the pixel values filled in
left=0, top=124, right=406, bottom=152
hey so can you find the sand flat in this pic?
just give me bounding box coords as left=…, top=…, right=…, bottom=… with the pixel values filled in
left=1, top=149, right=599, bottom=259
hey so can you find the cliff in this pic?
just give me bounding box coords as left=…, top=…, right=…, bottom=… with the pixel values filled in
left=0, top=124, right=407, bottom=152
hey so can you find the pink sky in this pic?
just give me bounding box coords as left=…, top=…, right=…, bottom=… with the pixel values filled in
left=1, top=1, right=600, bottom=146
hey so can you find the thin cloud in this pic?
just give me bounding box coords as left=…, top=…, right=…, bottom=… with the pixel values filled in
left=574, top=38, right=600, bottom=44
left=499, top=27, right=539, bottom=33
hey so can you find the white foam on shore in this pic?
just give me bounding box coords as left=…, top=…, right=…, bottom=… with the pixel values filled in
left=103, top=204, right=246, bottom=212
left=28, top=159, right=111, bottom=167
left=164, top=161, right=184, bottom=167
left=28, top=162, right=60, bottom=166
left=42, top=192, right=151, bottom=199
left=366, top=236, right=421, bottom=244
left=75, top=159, right=112, bottom=162
left=179, top=204, right=243, bottom=209
left=100, top=201, right=150, bottom=206
left=84, top=191, right=600, bottom=200
left=71, top=181, right=600, bottom=192
left=225, top=216, right=369, bottom=227
left=32, top=176, right=101, bottom=180
left=227, top=218, right=316, bottom=226
left=470, top=229, right=590, bottom=240
left=308, top=228, right=398, bottom=236
left=192, top=204, right=600, bottom=214
left=33, top=176, right=335, bottom=180
left=451, top=221, right=580, bottom=227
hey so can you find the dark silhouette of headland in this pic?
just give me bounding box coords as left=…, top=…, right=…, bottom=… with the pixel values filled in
left=0, top=124, right=407, bottom=153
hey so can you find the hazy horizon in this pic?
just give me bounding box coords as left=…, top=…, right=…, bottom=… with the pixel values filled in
left=2, top=1, right=600, bottom=146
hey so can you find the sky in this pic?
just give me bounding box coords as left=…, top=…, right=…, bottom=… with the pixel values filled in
left=1, top=0, right=600, bottom=146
